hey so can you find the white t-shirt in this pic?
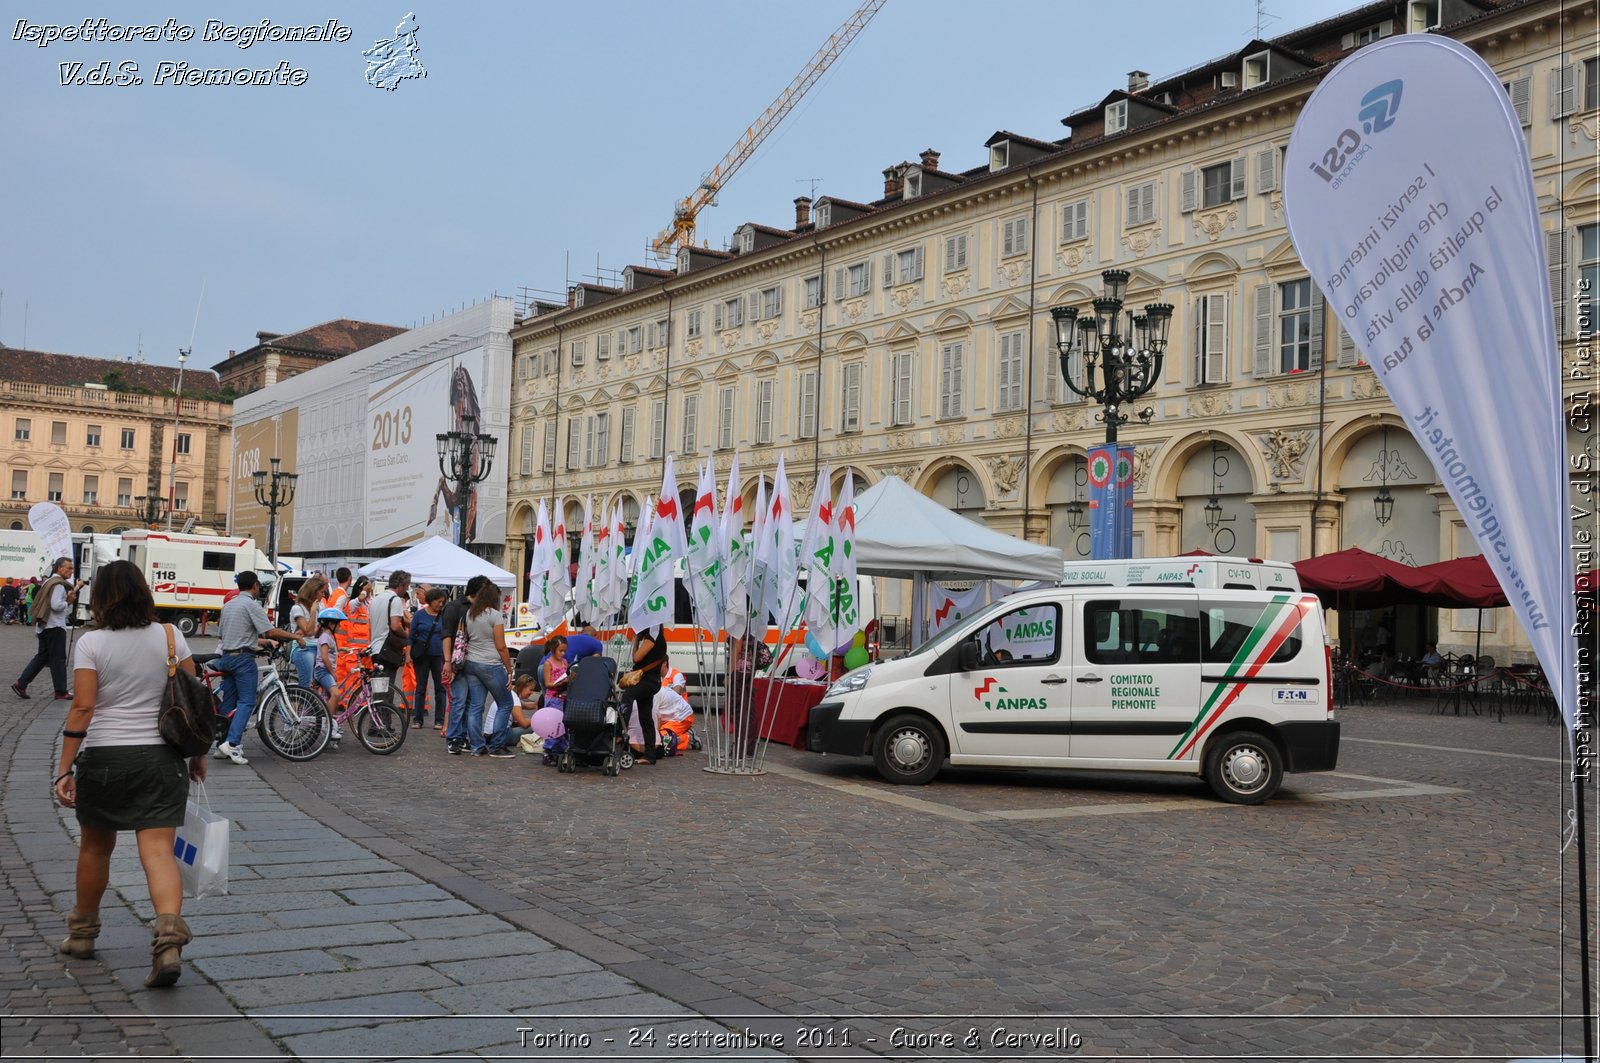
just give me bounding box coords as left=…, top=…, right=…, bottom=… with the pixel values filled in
left=653, top=686, right=693, bottom=723
left=73, top=624, right=193, bottom=749
left=368, top=590, right=405, bottom=653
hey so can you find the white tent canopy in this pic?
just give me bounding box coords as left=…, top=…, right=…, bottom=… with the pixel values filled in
left=851, top=475, right=1062, bottom=582
left=358, top=535, right=517, bottom=589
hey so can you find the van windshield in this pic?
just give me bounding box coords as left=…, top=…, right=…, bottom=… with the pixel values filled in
left=906, top=596, right=1019, bottom=658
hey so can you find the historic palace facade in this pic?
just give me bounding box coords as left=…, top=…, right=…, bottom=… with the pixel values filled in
left=507, top=0, right=1597, bottom=659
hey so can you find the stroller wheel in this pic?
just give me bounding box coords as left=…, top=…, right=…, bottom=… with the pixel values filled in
left=604, top=755, right=619, bottom=777
left=618, top=749, right=635, bottom=770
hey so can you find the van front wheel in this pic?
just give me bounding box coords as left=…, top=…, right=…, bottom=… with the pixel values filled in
left=872, top=714, right=945, bottom=786
left=1205, top=731, right=1283, bottom=804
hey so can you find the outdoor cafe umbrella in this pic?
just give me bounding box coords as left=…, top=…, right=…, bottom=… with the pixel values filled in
left=1293, top=547, right=1435, bottom=609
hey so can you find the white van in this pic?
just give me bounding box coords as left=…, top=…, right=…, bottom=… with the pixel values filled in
left=807, top=583, right=1337, bottom=804
left=1061, top=556, right=1301, bottom=591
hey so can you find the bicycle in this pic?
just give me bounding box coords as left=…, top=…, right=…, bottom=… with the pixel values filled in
left=323, top=647, right=408, bottom=755
left=196, top=643, right=332, bottom=762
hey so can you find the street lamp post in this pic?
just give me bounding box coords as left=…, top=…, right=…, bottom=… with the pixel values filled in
left=1051, top=270, right=1173, bottom=560
left=434, top=414, right=496, bottom=549
left=252, top=457, right=297, bottom=575
left=166, top=348, right=188, bottom=532
left=132, top=493, right=167, bottom=529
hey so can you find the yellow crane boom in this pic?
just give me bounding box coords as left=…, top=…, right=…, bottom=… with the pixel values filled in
left=651, top=0, right=887, bottom=260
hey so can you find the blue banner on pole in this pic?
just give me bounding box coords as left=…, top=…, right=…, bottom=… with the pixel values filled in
left=1116, top=444, right=1135, bottom=559
left=1088, top=446, right=1115, bottom=560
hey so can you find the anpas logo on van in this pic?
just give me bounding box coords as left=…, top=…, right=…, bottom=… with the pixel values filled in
left=973, top=676, right=1047, bottom=712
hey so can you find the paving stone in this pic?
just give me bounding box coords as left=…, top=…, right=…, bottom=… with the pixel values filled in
left=183, top=920, right=410, bottom=959
left=424, top=970, right=641, bottom=1012
left=191, top=948, right=347, bottom=981
left=432, top=950, right=601, bottom=984
left=330, top=932, right=545, bottom=969
left=222, top=965, right=455, bottom=1008
left=336, top=883, right=455, bottom=905
left=251, top=991, right=452, bottom=1035
left=270, top=898, right=476, bottom=929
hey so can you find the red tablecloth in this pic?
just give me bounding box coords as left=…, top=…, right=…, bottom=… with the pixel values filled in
left=753, top=678, right=828, bottom=749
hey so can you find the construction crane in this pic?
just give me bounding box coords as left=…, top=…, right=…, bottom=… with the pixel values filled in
left=650, top=0, right=887, bottom=261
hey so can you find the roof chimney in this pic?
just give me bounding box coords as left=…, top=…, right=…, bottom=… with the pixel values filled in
left=883, top=166, right=903, bottom=199
left=566, top=286, right=577, bottom=310
left=1127, top=70, right=1149, bottom=92
left=794, top=196, right=812, bottom=228
left=919, top=148, right=940, bottom=171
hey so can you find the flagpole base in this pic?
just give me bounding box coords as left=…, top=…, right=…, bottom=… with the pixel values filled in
left=702, top=766, right=767, bottom=777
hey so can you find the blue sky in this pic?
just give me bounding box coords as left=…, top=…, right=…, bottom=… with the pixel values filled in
left=2, top=0, right=1354, bottom=372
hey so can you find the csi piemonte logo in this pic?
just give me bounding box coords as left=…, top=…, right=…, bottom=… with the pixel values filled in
left=1308, top=79, right=1404, bottom=187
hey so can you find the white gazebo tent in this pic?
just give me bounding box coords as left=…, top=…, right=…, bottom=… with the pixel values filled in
left=357, top=535, right=517, bottom=589
left=848, top=476, right=1063, bottom=642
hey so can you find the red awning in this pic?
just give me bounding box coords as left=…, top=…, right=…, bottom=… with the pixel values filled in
left=1408, top=555, right=1507, bottom=609
left=1293, top=547, right=1432, bottom=607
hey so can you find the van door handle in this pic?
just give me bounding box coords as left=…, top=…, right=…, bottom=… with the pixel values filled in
left=1041, top=675, right=1069, bottom=685
left=1076, top=675, right=1103, bottom=684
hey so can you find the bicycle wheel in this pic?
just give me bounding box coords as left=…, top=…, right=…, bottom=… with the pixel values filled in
left=259, top=687, right=332, bottom=761
left=353, top=698, right=407, bottom=755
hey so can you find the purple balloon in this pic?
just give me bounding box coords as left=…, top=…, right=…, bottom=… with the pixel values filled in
left=531, top=706, right=565, bottom=740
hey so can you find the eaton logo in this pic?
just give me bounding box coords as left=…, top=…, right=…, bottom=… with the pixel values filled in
left=1307, top=79, right=1404, bottom=186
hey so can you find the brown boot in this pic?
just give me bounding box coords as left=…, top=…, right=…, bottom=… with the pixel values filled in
left=144, top=913, right=191, bottom=988
left=58, top=909, right=100, bottom=959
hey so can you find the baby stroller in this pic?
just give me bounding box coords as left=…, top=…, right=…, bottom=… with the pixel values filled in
left=558, top=655, right=632, bottom=775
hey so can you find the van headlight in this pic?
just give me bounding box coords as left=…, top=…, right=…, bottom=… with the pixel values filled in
left=826, top=667, right=872, bottom=698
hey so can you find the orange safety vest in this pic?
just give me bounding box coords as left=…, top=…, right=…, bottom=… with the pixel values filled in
left=338, top=599, right=370, bottom=689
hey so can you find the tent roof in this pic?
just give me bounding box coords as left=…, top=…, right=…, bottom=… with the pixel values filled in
left=850, top=476, right=1062, bottom=581
left=358, top=535, right=517, bottom=589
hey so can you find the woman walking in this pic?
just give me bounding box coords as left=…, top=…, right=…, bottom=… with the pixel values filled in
left=53, top=560, right=205, bottom=987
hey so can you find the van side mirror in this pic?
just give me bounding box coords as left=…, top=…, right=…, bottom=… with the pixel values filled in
left=957, top=640, right=979, bottom=672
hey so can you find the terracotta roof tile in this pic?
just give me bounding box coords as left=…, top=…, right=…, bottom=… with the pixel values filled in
left=0, top=346, right=225, bottom=399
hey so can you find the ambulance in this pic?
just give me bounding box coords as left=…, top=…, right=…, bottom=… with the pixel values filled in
left=1060, top=556, right=1300, bottom=591
left=807, top=573, right=1337, bottom=804
left=118, top=529, right=277, bottom=635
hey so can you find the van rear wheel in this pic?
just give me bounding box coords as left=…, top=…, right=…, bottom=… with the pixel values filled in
left=174, top=613, right=200, bottom=638
left=872, top=714, right=945, bottom=786
left=1205, top=731, right=1283, bottom=804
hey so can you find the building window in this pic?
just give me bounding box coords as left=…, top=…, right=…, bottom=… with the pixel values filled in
left=1125, top=182, right=1156, bottom=226
left=891, top=351, right=914, bottom=426
left=718, top=387, right=735, bottom=450
left=841, top=363, right=862, bottom=433
left=686, top=309, right=703, bottom=339
left=754, top=380, right=774, bottom=445
left=120, top=428, right=135, bottom=449
left=1001, top=216, right=1029, bottom=258
left=176, top=432, right=192, bottom=456
left=86, top=425, right=101, bottom=448
left=519, top=425, right=534, bottom=476
left=717, top=297, right=744, bottom=329
left=10, top=470, right=26, bottom=500
left=620, top=407, right=637, bottom=464
left=996, top=331, right=1024, bottom=412
left=804, top=276, right=823, bottom=309
left=173, top=482, right=189, bottom=511
left=847, top=262, right=870, bottom=298
left=50, top=422, right=66, bottom=445
left=760, top=287, right=782, bottom=320
left=650, top=400, right=665, bottom=459
left=14, top=418, right=29, bottom=442
left=944, top=234, right=968, bottom=272
left=82, top=475, right=98, bottom=506
left=1193, top=293, right=1230, bottom=385
left=1243, top=53, right=1268, bottom=89
left=544, top=349, right=558, bottom=375
left=1503, top=77, right=1531, bottom=126
left=1061, top=200, right=1089, bottom=242
left=582, top=416, right=596, bottom=469
left=893, top=246, right=924, bottom=285
left=1277, top=280, right=1314, bottom=373
left=1202, top=161, right=1234, bottom=208
left=594, top=412, right=611, bottom=467
left=939, top=342, right=965, bottom=420
left=680, top=396, right=698, bottom=454
left=1581, top=224, right=1599, bottom=298
left=116, top=478, right=132, bottom=507
left=654, top=318, right=669, bottom=349
left=542, top=421, right=557, bottom=473
left=1587, top=57, right=1600, bottom=111
left=627, top=326, right=643, bottom=354
left=596, top=333, right=611, bottom=361
left=1105, top=99, right=1128, bottom=134
left=797, top=371, right=818, bottom=440
left=570, top=339, right=587, bottom=366
left=47, top=472, right=64, bottom=502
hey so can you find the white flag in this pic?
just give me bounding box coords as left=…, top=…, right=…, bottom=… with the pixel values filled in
left=592, top=501, right=615, bottom=622
left=832, top=472, right=861, bottom=652
left=686, top=461, right=724, bottom=634
left=547, top=508, right=571, bottom=632
left=577, top=495, right=599, bottom=623
left=745, top=477, right=770, bottom=634
left=800, top=469, right=838, bottom=658
left=628, top=457, right=684, bottom=635
left=1284, top=35, right=1576, bottom=732
left=761, top=456, right=799, bottom=630
left=526, top=499, right=555, bottom=624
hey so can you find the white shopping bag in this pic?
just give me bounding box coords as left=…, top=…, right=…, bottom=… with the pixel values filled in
left=173, top=782, right=229, bottom=898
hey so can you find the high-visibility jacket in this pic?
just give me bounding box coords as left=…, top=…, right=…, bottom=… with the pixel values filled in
left=338, top=599, right=370, bottom=689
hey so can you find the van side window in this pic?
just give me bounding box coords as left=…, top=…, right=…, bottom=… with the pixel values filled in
left=1084, top=600, right=1199, bottom=665
left=1204, top=604, right=1303, bottom=664
left=979, top=604, right=1061, bottom=666
left=201, top=551, right=234, bottom=572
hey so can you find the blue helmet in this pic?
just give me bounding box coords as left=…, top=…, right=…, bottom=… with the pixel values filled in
left=317, top=607, right=347, bottom=622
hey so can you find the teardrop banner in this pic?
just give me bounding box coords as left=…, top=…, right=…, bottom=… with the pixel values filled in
left=1284, top=35, right=1576, bottom=735
left=26, top=501, right=73, bottom=570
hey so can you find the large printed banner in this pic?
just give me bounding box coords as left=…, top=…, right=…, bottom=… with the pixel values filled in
left=1283, top=36, right=1575, bottom=731
left=231, top=410, right=298, bottom=553
left=365, top=353, right=504, bottom=548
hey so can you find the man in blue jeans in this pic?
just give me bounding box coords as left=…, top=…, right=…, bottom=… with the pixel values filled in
left=212, top=571, right=306, bottom=765
left=440, top=575, right=488, bottom=754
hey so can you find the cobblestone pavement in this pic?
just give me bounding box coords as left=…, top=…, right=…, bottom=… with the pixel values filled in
left=1, top=625, right=1595, bottom=1061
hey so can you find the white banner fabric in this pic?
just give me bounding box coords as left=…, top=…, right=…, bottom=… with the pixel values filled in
left=1284, top=35, right=1575, bottom=731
